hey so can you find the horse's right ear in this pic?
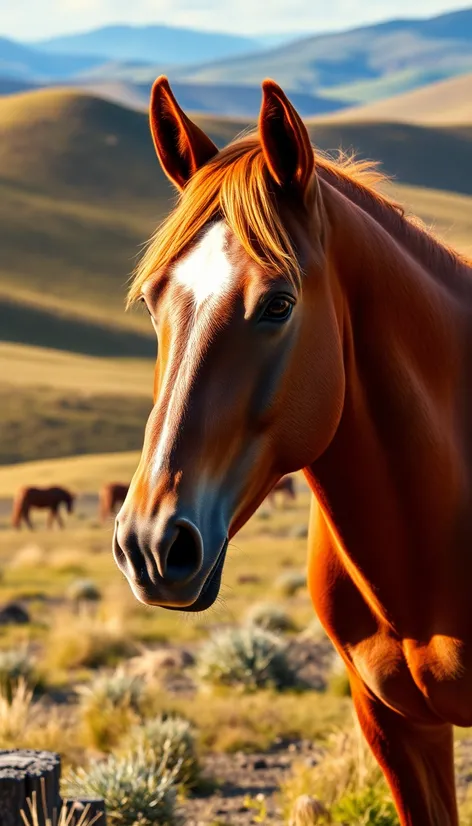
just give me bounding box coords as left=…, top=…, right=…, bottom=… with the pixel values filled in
left=150, top=76, right=219, bottom=190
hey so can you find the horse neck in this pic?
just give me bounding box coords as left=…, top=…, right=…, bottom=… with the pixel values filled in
left=306, top=180, right=472, bottom=629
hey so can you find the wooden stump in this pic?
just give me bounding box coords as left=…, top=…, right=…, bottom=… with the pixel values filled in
left=0, top=750, right=61, bottom=826
left=0, top=751, right=106, bottom=826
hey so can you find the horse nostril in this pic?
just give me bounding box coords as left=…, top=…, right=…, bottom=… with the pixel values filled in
left=113, top=524, right=145, bottom=575
left=164, top=523, right=203, bottom=584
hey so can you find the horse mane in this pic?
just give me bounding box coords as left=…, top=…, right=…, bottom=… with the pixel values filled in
left=128, top=131, right=468, bottom=303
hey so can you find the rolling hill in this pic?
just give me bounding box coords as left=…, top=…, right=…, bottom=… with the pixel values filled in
left=0, top=343, right=153, bottom=464
left=1, top=86, right=472, bottom=357
left=1, top=85, right=471, bottom=466
left=165, top=6, right=472, bottom=105
left=36, top=24, right=260, bottom=66
left=318, top=72, right=472, bottom=126
left=76, top=80, right=346, bottom=118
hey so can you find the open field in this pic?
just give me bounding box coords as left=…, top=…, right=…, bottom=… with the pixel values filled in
left=0, top=457, right=471, bottom=823
left=0, top=345, right=154, bottom=464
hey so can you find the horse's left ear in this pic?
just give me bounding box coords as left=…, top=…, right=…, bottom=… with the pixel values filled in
left=150, top=76, right=219, bottom=190
left=259, top=79, right=314, bottom=193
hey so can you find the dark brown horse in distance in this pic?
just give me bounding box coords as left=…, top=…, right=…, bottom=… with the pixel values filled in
left=100, top=483, right=129, bottom=522
left=267, top=475, right=296, bottom=508
left=12, top=486, right=75, bottom=529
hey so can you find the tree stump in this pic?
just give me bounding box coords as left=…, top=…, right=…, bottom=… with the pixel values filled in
left=0, top=750, right=61, bottom=826
left=0, top=751, right=106, bottom=826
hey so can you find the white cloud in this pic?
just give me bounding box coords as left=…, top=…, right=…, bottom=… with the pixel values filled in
left=1, top=0, right=471, bottom=41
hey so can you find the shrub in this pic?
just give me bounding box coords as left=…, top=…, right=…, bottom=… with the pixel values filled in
left=126, top=716, right=201, bottom=790
left=247, top=602, right=297, bottom=633
left=78, top=668, right=146, bottom=751
left=46, top=614, right=136, bottom=671
left=280, top=727, right=398, bottom=825
left=275, top=571, right=307, bottom=597
left=288, top=795, right=330, bottom=826
left=67, top=579, right=102, bottom=604
left=299, top=617, right=329, bottom=644
left=64, top=748, right=182, bottom=826
left=0, top=678, right=33, bottom=744
left=0, top=647, right=36, bottom=700
left=195, top=626, right=298, bottom=692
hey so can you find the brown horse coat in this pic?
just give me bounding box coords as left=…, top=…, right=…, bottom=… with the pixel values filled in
left=113, top=77, right=472, bottom=825
left=12, top=486, right=74, bottom=529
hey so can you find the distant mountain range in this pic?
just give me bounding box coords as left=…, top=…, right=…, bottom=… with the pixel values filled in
left=1, top=7, right=472, bottom=115
left=35, top=24, right=261, bottom=66
left=166, top=7, right=472, bottom=104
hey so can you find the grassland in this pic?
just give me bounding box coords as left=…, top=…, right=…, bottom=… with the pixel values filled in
left=0, top=344, right=153, bottom=464
left=0, top=458, right=472, bottom=824
left=321, top=72, right=472, bottom=126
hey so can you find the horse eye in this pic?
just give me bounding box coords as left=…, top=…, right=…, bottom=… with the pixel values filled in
left=261, top=296, right=294, bottom=322
left=140, top=297, right=152, bottom=317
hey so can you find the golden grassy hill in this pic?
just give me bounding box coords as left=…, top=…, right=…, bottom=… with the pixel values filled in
left=0, top=342, right=154, bottom=464
left=1, top=86, right=472, bottom=357
left=316, top=73, right=472, bottom=126
left=0, top=88, right=247, bottom=351
left=1, top=179, right=471, bottom=466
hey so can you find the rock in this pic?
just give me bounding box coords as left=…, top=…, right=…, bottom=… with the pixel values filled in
left=0, top=602, right=30, bottom=625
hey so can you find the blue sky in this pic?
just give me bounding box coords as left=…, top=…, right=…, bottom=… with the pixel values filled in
left=1, top=0, right=471, bottom=41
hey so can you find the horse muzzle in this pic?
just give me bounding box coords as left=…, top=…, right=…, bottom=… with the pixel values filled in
left=113, top=515, right=228, bottom=611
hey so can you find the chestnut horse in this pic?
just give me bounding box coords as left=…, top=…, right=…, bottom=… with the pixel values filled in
left=114, top=76, right=472, bottom=825
left=267, top=475, right=296, bottom=508
left=100, top=483, right=129, bottom=522
left=12, top=486, right=74, bottom=529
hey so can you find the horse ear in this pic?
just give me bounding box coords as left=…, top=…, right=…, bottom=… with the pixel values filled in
left=259, top=79, right=314, bottom=193
left=150, top=76, right=219, bottom=190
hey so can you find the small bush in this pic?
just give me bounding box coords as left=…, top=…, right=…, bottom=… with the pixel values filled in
left=195, top=626, right=298, bottom=692
left=280, top=727, right=398, bottom=825
left=67, top=579, right=102, bottom=604
left=299, top=617, right=329, bottom=644
left=64, top=748, right=182, bottom=826
left=0, top=647, right=36, bottom=700
left=78, top=668, right=146, bottom=751
left=247, top=602, right=297, bottom=633
left=0, top=678, right=33, bottom=744
left=46, top=614, right=136, bottom=671
left=126, top=716, right=201, bottom=790
left=288, top=795, right=330, bottom=826
left=275, top=571, right=307, bottom=597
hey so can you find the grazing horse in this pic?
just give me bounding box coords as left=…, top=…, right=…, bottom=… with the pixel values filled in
left=113, top=76, right=472, bottom=826
left=12, top=486, right=74, bottom=529
left=100, top=483, right=129, bottom=522
left=267, top=475, right=296, bottom=508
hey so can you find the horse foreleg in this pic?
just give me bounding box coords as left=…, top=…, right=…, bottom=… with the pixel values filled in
left=24, top=509, right=34, bottom=530
left=350, top=676, right=458, bottom=826
left=56, top=508, right=64, bottom=529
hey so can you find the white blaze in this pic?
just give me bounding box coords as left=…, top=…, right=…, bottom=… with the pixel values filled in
left=152, top=221, right=234, bottom=478
left=173, top=220, right=233, bottom=309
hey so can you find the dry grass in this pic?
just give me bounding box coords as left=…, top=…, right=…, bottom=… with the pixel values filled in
left=45, top=613, right=137, bottom=671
